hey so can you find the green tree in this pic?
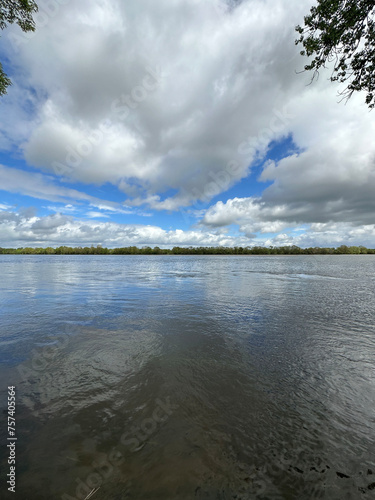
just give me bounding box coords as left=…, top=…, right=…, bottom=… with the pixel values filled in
left=0, top=0, right=38, bottom=96
left=296, top=0, right=375, bottom=109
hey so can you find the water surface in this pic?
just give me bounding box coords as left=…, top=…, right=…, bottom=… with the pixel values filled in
left=0, top=255, right=375, bottom=499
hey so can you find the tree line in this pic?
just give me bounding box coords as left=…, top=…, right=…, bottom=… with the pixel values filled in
left=0, top=245, right=374, bottom=255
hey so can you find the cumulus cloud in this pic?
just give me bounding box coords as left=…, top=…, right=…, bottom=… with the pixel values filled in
left=201, top=90, right=375, bottom=239
left=31, top=213, right=70, bottom=232
left=259, top=92, right=375, bottom=226
left=262, top=223, right=375, bottom=249
left=1, top=0, right=374, bottom=247
left=2, top=0, right=309, bottom=210
left=202, top=197, right=294, bottom=234
left=0, top=209, right=248, bottom=248
left=1, top=208, right=373, bottom=249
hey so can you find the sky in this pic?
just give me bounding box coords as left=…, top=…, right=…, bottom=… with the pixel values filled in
left=0, top=0, right=375, bottom=249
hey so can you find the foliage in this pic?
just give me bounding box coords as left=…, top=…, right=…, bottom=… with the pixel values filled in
left=0, top=0, right=38, bottom=96
left=296, top=0, right=375, bottom=108
left=0, top=245, right=374, bottom=255
left=0, top=63, right=11, bottom=96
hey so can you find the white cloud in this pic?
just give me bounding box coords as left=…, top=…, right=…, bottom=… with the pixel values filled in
left=0, top=165, right=141, bottom=215
left=1, top=209, right=373, bottom=249
left=0, top=203, right=13, bottom=211
left=201, top=88, right=375, bottom=237
left=202, top=197, right=292, bottom=234
left=85, top=211, right=110, bottom=219
left=0, top=164, right=102, bottom=204
left=259, top=92, right=375, bottom=226
left=0, top=210, right=250, bottom=248
left=262, top=223, right=375, bottom=249
left=31, top=213, right=70, bottom=232
left=201, top=195, right=375, bottom=247
left=1, top=0, right=374, bottom=247
left=88, top=203, right=152, bottom=217
left=2, top=0, right=310, bottom=210
left=46, top=204, right=78, bottom=214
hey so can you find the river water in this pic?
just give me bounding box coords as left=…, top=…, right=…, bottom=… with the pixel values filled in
left=0, top=255, right=374, bottom=499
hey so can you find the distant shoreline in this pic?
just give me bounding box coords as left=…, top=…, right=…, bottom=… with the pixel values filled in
left=1, top=245, right=374, bottom=255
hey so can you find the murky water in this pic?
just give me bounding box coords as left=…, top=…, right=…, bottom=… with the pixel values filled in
left=0, top=255, right=375, bottom=499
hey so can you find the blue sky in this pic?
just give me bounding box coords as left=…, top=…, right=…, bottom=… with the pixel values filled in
left=1, top=0, right=375, bottom=248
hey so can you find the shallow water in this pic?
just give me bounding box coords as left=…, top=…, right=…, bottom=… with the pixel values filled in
left=0, top=255, right=375, bottom=499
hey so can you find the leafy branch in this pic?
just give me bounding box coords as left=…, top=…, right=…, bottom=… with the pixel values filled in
left=296, top=0, right=375, bottom=108
left=0, top=0, right=38, bottom=96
